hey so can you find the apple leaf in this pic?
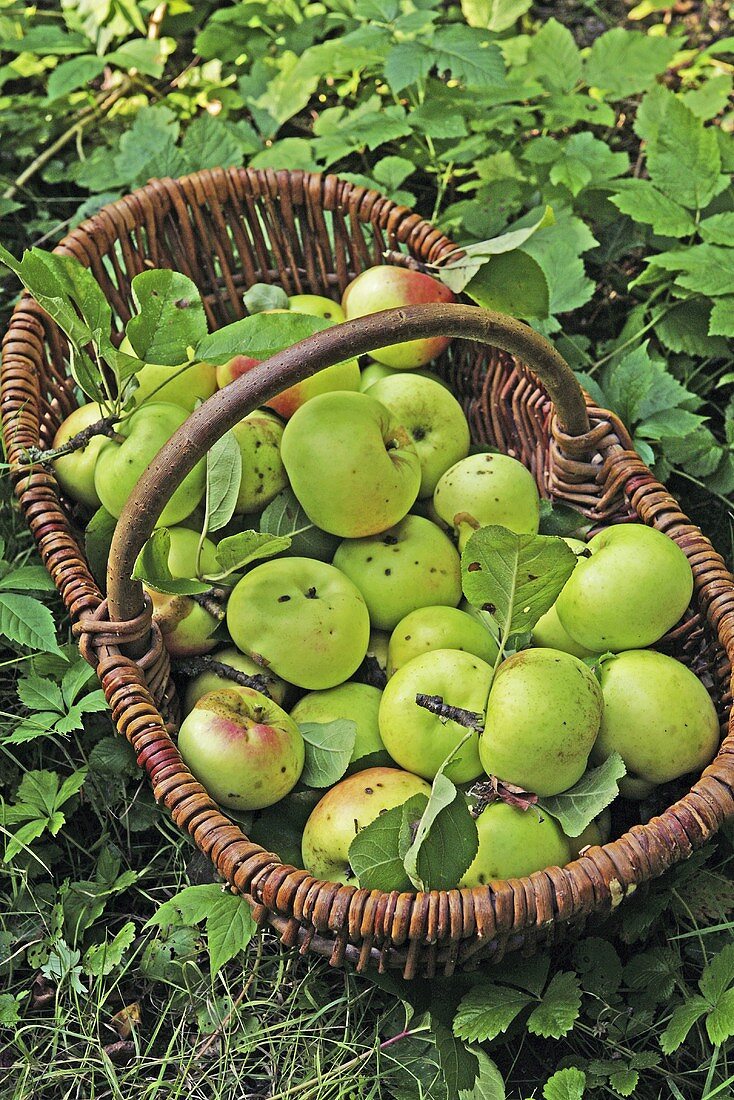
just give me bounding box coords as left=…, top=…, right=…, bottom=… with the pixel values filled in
left=348, top=793, right=426, bottom=892
left=127, top=270, right=208, bottom=366
left=132, top=528, right=210, bottom=595
left=84, top=506, right=118, bottom=592
left=538, top=752, right=626, bottom=837
left=464, top=250, right=550, bottom=320
left=403, top=771, right=478, bottom=892
left=299, top=720, right=357, bottom=788
left=437, top=205, right=554, bottom=294
left=211, top=531, right=291, bottom=578
left=243, top=282, right=290, bottom=313
left=260, top=489, right=339, bottom=562
left=203, top=430, right=242, bottom=534
left=461, top=526, right=578, bottom=640
left=195, top=311, right=330, bottom=366
left=538, top=500, right=590, bottom=539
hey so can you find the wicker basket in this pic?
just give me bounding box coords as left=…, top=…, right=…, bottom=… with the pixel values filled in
left=3, top=169, right=734, bottom=979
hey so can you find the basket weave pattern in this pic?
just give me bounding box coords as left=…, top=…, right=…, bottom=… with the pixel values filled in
left=3, top=169, right=734, bottom=978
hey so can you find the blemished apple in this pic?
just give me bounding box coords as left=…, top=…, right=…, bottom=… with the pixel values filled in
left=342, top=266, right=456, bottom=369
left=52, top=402, right=107, bottom=509
left=281, top=391, right=421, bottom=537
left=177, top=685, right=304, bottom=811
left=480, top=648, right=603, bottom=797
left=556, top=524, right=694, bottom=652
left=301, top=767, right=431, bottom=883
left=532, top=538, right=595, bottom=659
left=146, top=526, right=220, bottom=658
left=592, top=649, right=720, bottom=789
left=290, top=682, right=387, bottom=765
left=119, top=336, right=217, bottom=413
left=94, top=402, right=206, bottom=525
left=433, top=452, right=540, bottom=551
left=216, top=352, right=361, bottom=420
left=226, top=556, right=370, bottom=689
left=288, top=294, right=346, bottom=323
left=460, top=802, right=571, bottom=886
left=332, top=515, right=462, bottom=631
left=365, top=373, right=471, bottom=498
left=230, top=410, right=288, bottom=514
left=184, top=646, right=290, bottom=713
left=388, top=605, right=499, bottom=677
left=379, top=648, right=493, bottom=783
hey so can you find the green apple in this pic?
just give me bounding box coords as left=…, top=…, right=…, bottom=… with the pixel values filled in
left=231, top=410, right=288, bottom=514
left=52, top=402, right=106, bottom=509
left=592, top=650, right=720, bottom=789
left=365, top=373, right=471, bottom=498
left=388, top=605, right=499, bottom=677
left=379, top=649, right=493, bottom=783
left=281, top=391, right=421, bottom=537
left=184, top=646, right=290, bottom=713
left=342, top=266, right=456, bottom=369
left=333, top=515, right=461, bottom=631
left=566, top=810, right=612, bottom=859
left=120, top=336, right=217, bottom=413
left=226, top=556, right=370, bottom=689
left=290, top=682, right=387, bottom=764
left=360, top=362, right=447, bottom=392
left=480, top=648, right=603, bottom=796
left=433, top=452, right=540, bottom=551
left=288, top=294, right=345, bottom=323
left=556, top=524, right=694, bottom=652
left=94, top=402, right=206, bottom=525
left=177, top=685, right=304, bottom=811
left=301, top=767, right=431, bottom=883
left=460, top=802, right=571, bottom=886
left=617, top=776, right=657, bottom=801
left=532, top=538, right=595, bottom=659
left=366, top=629, right=390, bottom=674
left=145, top=526, right=220, bottom=657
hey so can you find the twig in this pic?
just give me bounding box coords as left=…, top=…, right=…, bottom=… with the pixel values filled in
left=415, top=693, right=484, bottom=733
left=173, top=655, right=273, bottom=698
left=17, top=415, right=123, bottom=466
left=190, top=587, right=229, bottom=621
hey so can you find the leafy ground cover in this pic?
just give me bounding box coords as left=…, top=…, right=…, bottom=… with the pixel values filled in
left=1, top=1, right=733, bottom=1097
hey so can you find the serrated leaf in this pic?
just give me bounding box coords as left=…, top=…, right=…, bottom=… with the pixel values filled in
left=625, top=946, right=679, bottom=1002
left=0, top=566, right=55, bottom=592
left=213, top=531, right=291, bottom=577
left=572, top=937, right=623, bottom=998
left=83, top=921, right=136, bottom=977
left=0, top=994, right=24, bottom=1027
left=648, top=245, right=734, bottom=296
left=204, top=431, right=242, bottom=534
left=300, top=720, right=357, bottom=788
left=54, top=694, right=108, bottom=733
left=608, top=1070, right=639, bottom=1098
left=181, top=113, right=245, bottom=173
left=432, top=1020, right=480, bottom=1095
left=61, top=660, right=96, bottom=707
left=453, top=984, right=532, bottom=1042
left=46, top=55, right=106, bottom=101
left=524, top=18, right=581, bottom=93
left=431, top=26, right=505, bottom=88
left=88, top=737, right=139, bottom=780
left=57, top=768, right=89, bottom=807
left=699, top=213, right=734, bottom=246
left=5, top=713, right=61, bottom=745
left=706, top=986, right=734, bottom=1046
left=462, top=526, right=577, bottom=638
left=0, top=593, right=64, bottom=656
left=205, top=891, right=257, bottom=976
left=700, top=942, right=734, bottom=1005
left=126, top=270, right=207, bottom=367
left=458, top=1048, right=506, bottom=1100
left=660, top=996, right=709, bottom=1054
left=147, top=884, right=231, bottom=930
left=543, top=1067, right=587, bottom=1100
left=403, top=772, right=478, bottom=892
left=709, top=297, right=734, bottom=337
left=132, top=529, right=210, bottom=595
left=540, top=754, right=626, bottom=838
left=644, top=92, right=724, bottom=210
left=439, top=206, right=553, bottom=294
left=601, top=342, right=692, bottom=429
left=17, top=675, right=64, bottom=714
left=195, top=311, right=329, bottom=366
left=384, top=42, right=433, bottom=92
left=656, top=299, right=729, bottom=357
left=610, top=180, right=695, bottom=238
left=260, top=489, right=338, bottom=562
left=526, top=972, right=581, bottom=1038
left=348, top=794, right=426, bottom=892
left=681, top=74, right=733, bottom=120
left=461, top=0, right=532, bottom=32
left=465, top=250, right=549, bottom=320
left=584, top=29, right=679, bottom=98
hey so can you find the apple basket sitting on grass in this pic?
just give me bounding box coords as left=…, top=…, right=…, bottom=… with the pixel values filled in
left=3, top=168, right=734, bottom=979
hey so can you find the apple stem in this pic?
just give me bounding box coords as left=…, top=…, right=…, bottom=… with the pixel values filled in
left=173, top=654, right=274, bottom=698
left=19, top=415, right=122, bottom=466
left=415, top=693, right=484, bottom=733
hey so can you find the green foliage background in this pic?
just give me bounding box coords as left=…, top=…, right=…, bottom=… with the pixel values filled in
left=1, top=1, right=733, bottom=1097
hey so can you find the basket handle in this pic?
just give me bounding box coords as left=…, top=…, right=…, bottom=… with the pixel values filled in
left=107, top=303, right=591, bottom=641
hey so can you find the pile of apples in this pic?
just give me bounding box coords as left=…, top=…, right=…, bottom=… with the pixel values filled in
left=52, top=265, right=721, bottom=890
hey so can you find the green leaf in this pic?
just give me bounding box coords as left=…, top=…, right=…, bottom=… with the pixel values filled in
left=260, top=489, right=339, bottom=562
left=584, top=29, right=679, bottom=98
left=465, top=250, right=549, bottom=320
left=195, top=311, right=329, bottom=367
left=438, top=206, right=554, bottom=295
left=54, top=694, right=108, bottom=733
left=453, top=983, right=532, bottom=1042
left=660, top=996, right=709, bottom=1054
left=106, top=37, right=165, bottom=77
left=624, top=946, right=679, bottom=1001
left=243, top=283, right=290, bottom=314
left=458, top=1049, right=506, bottom=1100
left=644, top=92, right=724, bottom=210
left=181, top=113, right=247, bottom=173
left=681, top=74, right=733, bottom=121
left=543, top=1068, right=587, bottom=1100
left=213, top=531, right=291, bottom=577
left=0, top=994, right=24, bottom=1027
left=127, top=270, right=207, bottom=367
left=461, top=0, right=532, bottom=32
left=88, top=737, right=139, bottom=780
left=538, top=501, right=587, bottom=538
left=17, top=675, right=64, bottom=714
left=461, top=526, right=577, bottom=638
left=432, top=1020, right=480, bottom=1095
left=601, top=343, right=692, bottom=429
left=84, top=507, right=117, bottom=592
left=700, top=213, right=734, bottom=246
left=706, top=986, right=734, bottom=1046
left=0, top=593, right=64, bottom=655
left=524, top=19, right=581, bottom=93
left=205, top=890, right=258, bottom=977
left=46, top=55, right=106, bottom=101
left=610, top=180, right=695, bottom=238
left=431, top=26, right=505, bottom=88
left=526, top=972, right=581, bottom=1038
left=539, top=753, right=626, bottom=837
left=132, top=529, right=210, bottom=596
left=609, top=1069, right=639, bottom=1097
left=700, top=943, right=734, bottom=1005
left=83, top=921, right=136, bottom=977
left=349, top=794, right=426, bottom=892
left=61, top=659, right=96, bottom=708
left=648, top=245, right=734, bottom=297
left=709, top=297, right=734, bottom=338
left=550, top=159, right=591, bottom=197
left=656, top=299, right=730, bottom=357
left=403, top=772, right=478, bottom=892
left=299, top=720, right=357, bottom=788
left=384, top=43, right=433, bottom=93
left=0, top=565, right=55, bottom=592
left=204, top=432, right=242, bottom=535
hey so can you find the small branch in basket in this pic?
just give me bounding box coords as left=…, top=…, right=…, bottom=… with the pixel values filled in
left=173, top=655, right=273, bottom=698
left=191, top=587, right=229, bottom=621
left=415, top=693, right=484, bottom=733
left=19, top=415, right=123, bottom=466
left=468, top=776, right=539, bottom=815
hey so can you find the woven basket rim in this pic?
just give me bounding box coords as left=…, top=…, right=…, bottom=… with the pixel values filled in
left=3, top=167, right=734, bottom=977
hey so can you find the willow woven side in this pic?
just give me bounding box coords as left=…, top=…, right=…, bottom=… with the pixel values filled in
left=2, top=168, right=734, bottom=979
